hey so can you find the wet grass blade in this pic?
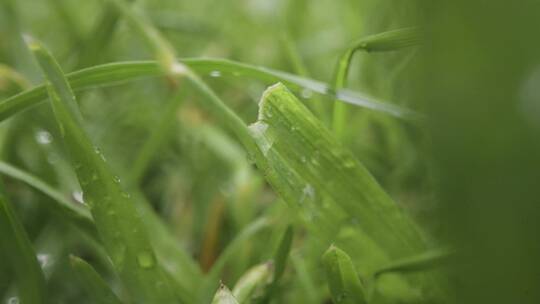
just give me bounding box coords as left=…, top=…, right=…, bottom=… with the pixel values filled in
left=26, top=37, right=177, bottom=303
left=0, top=186, right=47, bottom=304
left=0, top=59, right=420, bottom=123
left=322, top=245, right=366, bottom=304
left=212, top=284, right=240, bottom=304
left=232, top=262, right=272, bottom=303
left=254, top=83, right=426, bottom=259
left=248, top=83, right=439, bottom=300
left=332, top=27, right=421, bottom=139
left=70, top=255, right=123, bottom=304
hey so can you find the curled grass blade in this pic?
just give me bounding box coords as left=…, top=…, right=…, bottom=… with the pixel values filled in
left=322, top=245, right=366, bottom=304
left=332, top=27, right=421, bottom=139
left=70, top=255, right=123, bottom=304
left=26, top=37, right=177, bottom=303
left=0, top=187, right=47, bottom=304
left=232, top=262, right=272, bottom=303
left=212, top=284, right=240, bottom=304
left=0, top=59, right=420, bottom=123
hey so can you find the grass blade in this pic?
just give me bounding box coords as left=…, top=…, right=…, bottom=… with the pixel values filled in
left=199, top=218, right=270, bottom=304
left=70, top=255, right=123, bottom=304
left=0, top=185, right=47, bottom=303
left=232, top=262, right=272, bottom=303
left=332, top=27, right=421, bottom=139
left=322, top=245, right=366, bottom=304
left=258, top=225, right=293, bottom=304
left=0, top=161, right=95, bottom=234
left=248, top=83, right=439, bottom=300
left=212, top=284, right=240, bottom=304
left=26, top=37, right=177, bottom=303
left=373, top=248, right=455, bottom=279
left=0, top=59, right=420, bottom=123
left=254, top=83, right=426, bottom=259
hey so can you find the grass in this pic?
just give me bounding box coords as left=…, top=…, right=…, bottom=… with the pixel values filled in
left=1, top=1, right=538, bottom=304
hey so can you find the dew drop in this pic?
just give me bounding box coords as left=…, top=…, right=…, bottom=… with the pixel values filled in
left=121, top=191, right=131, bottom=199
left=209, top=70, right=222, bottom=78
left=94, top=147, right=106, bottom=161
left=137, top=251, right=155, bottom=269
left=35, top=130, right=53, bottom=145
left=113, top=176, right=121, bottom=184
left=37, top=253, right=50, bottom=268
left=7, top=297, right=19, bottom=304
left=301, top=88, right=313, bottom=99
left=72, top=191, right=84, bottom=204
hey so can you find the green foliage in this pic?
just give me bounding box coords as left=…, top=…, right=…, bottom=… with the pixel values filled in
left=2, top=1, right=537, bottom=304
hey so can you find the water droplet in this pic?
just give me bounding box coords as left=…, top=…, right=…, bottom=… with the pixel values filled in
left=72, top=191, right=84, bottom=204
left=113, top=176, right=121, bottom=184
left=300, top=156, right=307, bottom=163
left=137, top=251, right=155, bottom=269
left=121, top=191, right=130, bottom=199
left=301, top=89, right=313, bottom=99
left=112, top=243, right=126, bottom=266
left=37, top=253, right=50, bottom=268
left=35, top=130, right=53, bottom=145
left=209, top=70, right=221, bottom=78
left=343, top=158, right=355, bottom=169
left=94, top=147, right=106, bottom=161
left=300, top=184, right=315, bottom=204
left=7, top=297, right=19, bottom=304
left=170, top=62, right=187, bottom=75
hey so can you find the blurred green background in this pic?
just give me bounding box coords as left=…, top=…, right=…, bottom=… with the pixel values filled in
left=0, top=0, right=539, bottom=303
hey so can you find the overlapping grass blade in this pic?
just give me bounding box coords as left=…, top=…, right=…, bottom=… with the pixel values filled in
left=212, top=284, right=240, bottom=304
left=248, top=83, right=440, bottom=301
left=254, top=83, right=426, bottom=258
left=199, top=218, right=270, bottom=304
left=322, top=245, right=366, bottom=304
left=0, top=59, right=420, bottom=123
left=232, top=262, right=272, bottom=303
left=258, top=225, right=293, bottom=304
left=70, top=255, right=123, bottom=304
left=0, top=161, right=94, bottom=234
left=26, top=37, right=177, bottom=303
left=0, top=186, right=47, bottom=304
left=332, top=27, right=421, bottom=139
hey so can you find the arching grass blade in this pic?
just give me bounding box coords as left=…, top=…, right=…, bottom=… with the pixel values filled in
left=70, top=255, right=123, bottom=304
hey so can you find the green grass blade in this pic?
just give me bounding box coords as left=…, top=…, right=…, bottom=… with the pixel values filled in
left=199, top=218, right=270, bottom=304
left=258, top=225, right=293, bottom=304
left=322, top=245, right=366, bottom=304
left=0, top=161, right=94, bottom=233
left=332, top=27, right=421, bottom=139
left=255, top=83, right=426, bottom=258
left=212, top=284, right=240, bottom=304
left=232, top=263, right=272, bottom=303
left=248, top=83, right=438, bottom=300
left=0, top=59, right=420, bottom=123
left=0, top=187, right=47, bottom=303
left=373, top=248, right=455, bottom=279
left=26, top=37, right=177, bottom=303
left=70, top=255, right=123, bottom=304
